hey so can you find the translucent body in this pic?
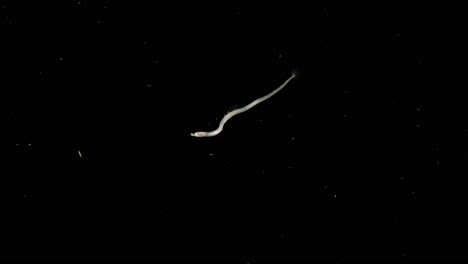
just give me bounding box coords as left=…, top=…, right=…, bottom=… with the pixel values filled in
left=191, top=70, right=298, bottom=137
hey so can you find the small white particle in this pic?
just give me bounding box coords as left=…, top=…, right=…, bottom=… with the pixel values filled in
left=147, top=84, right=152, bottom=87
left=291, top=137, right=295, bottom=141
left=209, top=153, right=213, bottom=156
left=28, top=144, right=31, bottom=146
left=416, top=108, right=421, bottom=111
left=333, top=194, right=337, bottom=198
left=400, top=177, right=404, bottom=180
left=59, top=57, right=63, bottom=61
left=97, top=20, right=101, bottom=24
left=416, top=124, right=420, bottom=128
left=324, top=185, right=328, bottom=189
left=436, top=161, right=440, bottom=165
left=78, top=150, right=82, bottom=158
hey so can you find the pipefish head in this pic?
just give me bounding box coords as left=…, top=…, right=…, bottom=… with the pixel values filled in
left=191, top=132, right=207, bottom=137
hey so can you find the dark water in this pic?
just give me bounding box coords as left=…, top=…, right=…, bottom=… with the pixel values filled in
left=3, top=2, right=467, bottom=263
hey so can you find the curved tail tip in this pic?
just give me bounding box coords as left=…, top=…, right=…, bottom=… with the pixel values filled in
left=291, top=69, right=300, bottom=80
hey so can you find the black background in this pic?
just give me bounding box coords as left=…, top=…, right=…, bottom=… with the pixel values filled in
left=2, top=1, right=467, bottom=263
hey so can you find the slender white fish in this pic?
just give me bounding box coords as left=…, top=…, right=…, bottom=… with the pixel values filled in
left=191, top=70, right=299, bottom=137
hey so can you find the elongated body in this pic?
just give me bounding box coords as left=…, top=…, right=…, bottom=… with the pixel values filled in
left=191, top=70, right=298, bottom=137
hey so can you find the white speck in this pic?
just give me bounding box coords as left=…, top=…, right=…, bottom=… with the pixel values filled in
left=28, top=144, right=31, bottom=146
left=400, top=177, right=404, bottom=180
left=324, top=185, right=328, bottom=189
left=416, top=108, right=421, bottom=111
left=436, top=161, right=440, bottom=165
left=16, top=143, right=19, bottom=146
left=344, top=114, right=348, bottom=117
left=291, top=137, right=295, bottom=141
left=97, top=20, right=101, bottom=24
left=258, top=119, right=262, bottom=122
left=78, top=150, right=82, bottom=158
left=333, top=194, right=337, bottom=198
left=279, top=54, right=282, bottom=59
left=147, top=84, right=152, bottom=87
left=209, top=153, right=213, bottom=156
left=77, top=1, right=81, bottom=5
left=416, top=124, right=420, bottom=128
